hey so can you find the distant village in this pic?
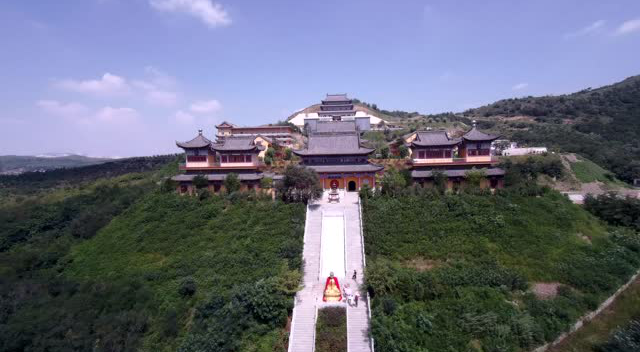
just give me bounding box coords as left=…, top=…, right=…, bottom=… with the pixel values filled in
left=172, top=94, right=548, bottom=194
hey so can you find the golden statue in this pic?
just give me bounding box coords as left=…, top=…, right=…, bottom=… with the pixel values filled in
left=323, top=272, right=342, bottom=302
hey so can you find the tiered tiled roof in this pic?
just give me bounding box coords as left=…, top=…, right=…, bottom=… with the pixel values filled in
left=411, top=131, right=461, bottom=147
left=462, top=127, right=499, bottom=142
left=294, top=121, right=374, bottom=156
left=176, top=130, right=212, bottom=149
left=211, top=136, right=262, bottom=152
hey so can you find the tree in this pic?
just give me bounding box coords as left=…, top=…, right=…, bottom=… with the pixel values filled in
left=260, top=177, right=273, bottom=189
left=465, top=168, right=486, bottom=188
left=264, top=147, right=276, bottom=166
left=161, top=178, right=178, bottom=193
left=224, top=173, right=241, bottom=194
left=432, top=170, right=448, bottom=193
left=192, top=175, right=208, bottom=190
left=359, top=184, right=373, bottom=201
left=379, top=145, right=390, bottom=159
left=284, top=148, right=293, bottom=161
left=276, top=165, right=322, bottom=204
left=397, top=145, right=409, bottom=159
left=380, top=168, right=406, bottom=196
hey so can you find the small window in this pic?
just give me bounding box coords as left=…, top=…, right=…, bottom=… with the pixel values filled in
left=221, top=155, right=228, bottom=163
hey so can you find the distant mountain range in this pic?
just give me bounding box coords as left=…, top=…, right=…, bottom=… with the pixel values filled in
left=0, top=154, right=115, bottom=175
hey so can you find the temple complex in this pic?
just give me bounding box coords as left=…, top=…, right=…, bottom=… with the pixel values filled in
left=293, top=120, right=383, bottom=191
left=407, top=123, right=505, bottom=189
left=172, top=130, right=269, bottom=194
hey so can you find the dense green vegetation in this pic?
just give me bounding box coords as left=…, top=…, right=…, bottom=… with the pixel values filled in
left=0, top=155, right=178, bottom=197
left=315, top=307, right=347, bottom=352
left=362, top=188, right=640, bottom=351
left=466, top=75, right=640, bottom=183
left=0, top=154, right=112, bottom=174
left=0, top=159, right=305, bottom=351
left=585, top=193, right=640, bottom=231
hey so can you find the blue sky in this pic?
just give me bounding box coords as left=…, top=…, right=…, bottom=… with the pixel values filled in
left=1, top=0, right=639, bottom=157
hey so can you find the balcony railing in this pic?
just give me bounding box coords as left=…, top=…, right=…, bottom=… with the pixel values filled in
left=412, top=156, right=499, bottom=165
left=179, top=162, right=262, bottom=170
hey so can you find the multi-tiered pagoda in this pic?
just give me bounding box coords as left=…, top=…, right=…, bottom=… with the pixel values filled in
left=293, top=120, right=383, bottom=191
left=408, top=123, right=504, bottom=189
left=172, top=130, right=268, bottom=193
left=318, top=94, right=356, bottom=119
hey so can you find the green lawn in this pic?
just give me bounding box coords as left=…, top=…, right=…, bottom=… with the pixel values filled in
left=570, top=158, right=628, bottom=187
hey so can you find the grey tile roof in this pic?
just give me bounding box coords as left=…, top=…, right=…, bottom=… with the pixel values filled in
left=306, top=164, right=384, bottom=173
left=211, top=136, right=258, bottom=151
left=176, top=132, right=212, bottom=149
left=323, top=94, right=350, bottom=102
left=294, top=133, right=374, bottom=156
left=313, top=120, right=357, bottom=133
left=463, top=127, right=499, bottom=141
left=172, top=173, right=264, bottom=181
left=411, top=131, right=461, bottom=147
left=411, top=167, right=505, bottom=178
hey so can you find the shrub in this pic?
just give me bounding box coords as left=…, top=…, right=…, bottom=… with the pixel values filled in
left=596, top=317, right=640, bottom=352
left=179, top=277, right=197, bottom=297
left=260, top=177, right=273, bottom=189
left=193, top=175, right=208, bottom=189
left=224, top=173, right=241, bottom=194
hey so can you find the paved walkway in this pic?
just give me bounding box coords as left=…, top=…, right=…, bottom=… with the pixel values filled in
left=288, top=191, right=373, bottom=352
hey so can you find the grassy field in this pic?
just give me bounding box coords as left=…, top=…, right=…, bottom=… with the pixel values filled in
left=362, top=190, right=640, bottom=352
left=548, top=277, right=640, bottom=352
left=570, top=157, right=629, bottom=187
left=315, top=307, right=347, bottom=352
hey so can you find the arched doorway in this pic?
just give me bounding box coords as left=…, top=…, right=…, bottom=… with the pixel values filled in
left=347, top=180, right=357, bottom=192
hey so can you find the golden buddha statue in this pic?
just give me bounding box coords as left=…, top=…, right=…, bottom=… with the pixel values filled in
left=323, top=272, right=342, bottom=302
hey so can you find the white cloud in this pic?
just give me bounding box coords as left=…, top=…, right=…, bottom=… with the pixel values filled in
left=615, top=18, right=640, bottom=35
left=564, top=20, right=605, bottom=39
left=56, top=73, right=131, bottom=96
left=146, top=90, right=179, bottom=106
left=512, top=83, right=529, bottom=91
left=173, top=110, right=195, bottom=124
left=37, top=100, right=89, bottom=117
left=190, top=99, right=222, bottom=113
left=149, top=0, right=231, bottom=28
left=95, top=107, right=139, bottom=124
left=38, top=100, right=138, bottom=125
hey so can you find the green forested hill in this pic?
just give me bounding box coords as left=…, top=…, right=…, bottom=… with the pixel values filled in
left=0, top=158, right=305, bottom=352
left=465, top=75, right=640, bottom=183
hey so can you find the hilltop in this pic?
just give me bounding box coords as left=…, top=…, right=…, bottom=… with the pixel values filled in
left=0, top=154, right=114, bottom=175
left=465, top=75, right=640, bottom=183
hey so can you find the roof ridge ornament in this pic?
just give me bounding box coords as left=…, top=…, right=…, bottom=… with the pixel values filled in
left=198, top=129, right=203, bottom=135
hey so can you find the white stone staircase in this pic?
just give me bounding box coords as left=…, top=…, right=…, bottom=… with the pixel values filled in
left=288, top=193, right=373, bottom=352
